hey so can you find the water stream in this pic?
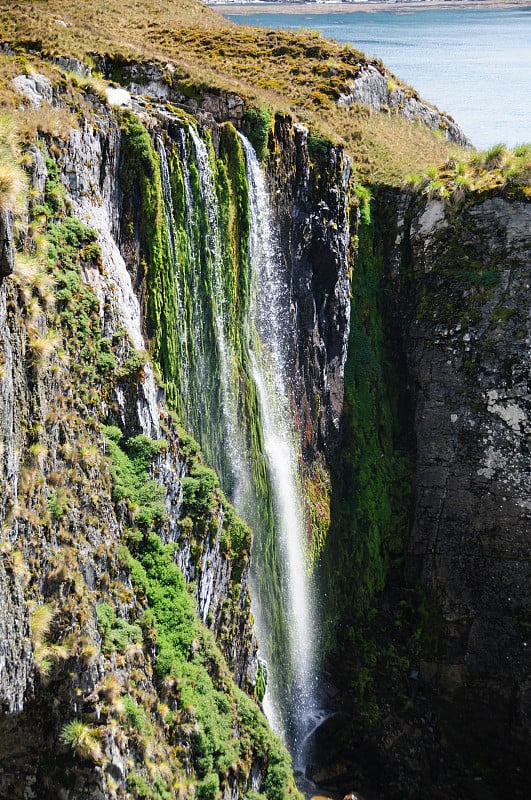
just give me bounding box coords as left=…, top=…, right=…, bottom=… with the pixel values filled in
left=159, top=123, right=321, bottom=774
left=239, top=134, right=319, bottom=768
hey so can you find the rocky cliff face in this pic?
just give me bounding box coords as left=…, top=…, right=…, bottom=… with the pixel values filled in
left=0, top=70, right=311, bottom=800
left=0, top=57, right=354, bottom=799
left=1, top=36, right=530, bottom=800
left=395, top=188, right=531, bottom=781
left=266, top=117, right=351, bottom=462
left=338, top=64, right=471, bottom=148
left=312, top=180, right=531, bottom=800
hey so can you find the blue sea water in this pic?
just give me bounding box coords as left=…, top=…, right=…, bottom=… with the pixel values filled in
left=224, top=6, right=531, bottom=149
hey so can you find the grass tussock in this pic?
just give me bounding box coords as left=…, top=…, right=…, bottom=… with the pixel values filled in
left=0, top=114, right=27, bottom=212
left=60, top=719, right=103, bottom=762
left=17, top=105, right=77, bottom=142
left=407, top=142, right=531, bottom=200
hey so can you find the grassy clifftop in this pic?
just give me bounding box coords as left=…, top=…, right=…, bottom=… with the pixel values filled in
left=0, top=0, right=462, bottom=183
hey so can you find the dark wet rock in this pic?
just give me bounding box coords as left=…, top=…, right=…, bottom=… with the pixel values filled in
left=0, top=209, right=14, bottom=277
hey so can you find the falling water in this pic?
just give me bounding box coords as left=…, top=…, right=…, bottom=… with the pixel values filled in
left=239, top=133, right=319, bottom=768
left=188, top=126, right=249, bottom=496
left=159, top=122, right=321, bottom=769
left=156, top=135, right=180, bottom=296
left=160, top=125, right=248, bottom=498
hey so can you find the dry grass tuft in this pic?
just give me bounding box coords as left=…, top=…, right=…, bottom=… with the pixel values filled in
left=30, top=602, right=55, bottom=646
left=406, top=142, right=531, bottom=200
left=17, top=105, right=77, bottom=142
left=0, top=115, right=27, bottom=211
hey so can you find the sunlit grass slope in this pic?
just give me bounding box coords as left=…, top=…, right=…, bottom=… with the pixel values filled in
left=0, top=0, right=464, bottom=183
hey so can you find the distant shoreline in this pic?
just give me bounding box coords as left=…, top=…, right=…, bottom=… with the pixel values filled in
left=210, top=1, right=530, bottom=15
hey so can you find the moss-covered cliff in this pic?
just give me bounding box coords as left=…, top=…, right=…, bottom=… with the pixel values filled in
left=0, top=3, right=530, bottom=800
left=0, top=70, right=304, bottom=800
left=312, top=169, right=531, bottom=800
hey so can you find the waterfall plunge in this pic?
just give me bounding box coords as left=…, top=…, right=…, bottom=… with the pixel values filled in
left=239, top=134, right=319, bottom=767
left=158, top=124, right=320, bottom=770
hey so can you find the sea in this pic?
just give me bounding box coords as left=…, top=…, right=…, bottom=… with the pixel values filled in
left=222, top=5, right=531, bottom=150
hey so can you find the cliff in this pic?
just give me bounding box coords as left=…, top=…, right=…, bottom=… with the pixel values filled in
left=395, top=178, right=531, bottom=797
left=1, top=2, right=530, bottom=800
left=0, top=66, right=309, bottom=799
left=0, top=33, right=355, bottom=795
left=313, top=165, right=531, bottom=799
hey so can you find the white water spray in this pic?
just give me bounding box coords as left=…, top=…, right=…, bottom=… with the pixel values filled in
left=239, top=134, right=319, bottom=767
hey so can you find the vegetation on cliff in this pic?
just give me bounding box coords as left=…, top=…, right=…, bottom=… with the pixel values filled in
left=0, top=0, right=461, bottom=183
left=319, top=190, right=414, bottom=719
left=409, top=141, right=531, bottom=199
left=1, top=2, right=529, bottom=799
left=0, top=82, right=302, bottom=798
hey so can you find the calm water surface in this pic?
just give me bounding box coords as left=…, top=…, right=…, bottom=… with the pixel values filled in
left=224, top=7, right=531, bottom=149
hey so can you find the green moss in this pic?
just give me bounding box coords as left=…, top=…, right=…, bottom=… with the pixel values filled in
left=307, top=132, right=331, bottom=162
left=243, top=105, right=272, bottom=163
left=119, top=110, right=181, bottom=409
left=118, top=534, right=300, bottom=800
left=101, top=426, right=167, bottom=529
left=320, top=189, right=414, bottom=653
left=96, top=602, right=143, bottom=654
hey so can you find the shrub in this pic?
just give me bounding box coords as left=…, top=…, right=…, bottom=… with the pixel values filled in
left=181, top=465, right=218, bottom=514
left=102, top=427, right=167, bottom=529
left=96, top=602, right=143, bottom=653
left=196, top=773, right=220, bottom=800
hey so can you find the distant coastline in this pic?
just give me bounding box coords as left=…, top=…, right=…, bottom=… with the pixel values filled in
left=210, top=1, right=531, bottom=15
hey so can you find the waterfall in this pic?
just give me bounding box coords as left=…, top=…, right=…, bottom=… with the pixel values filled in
left=158, top=121, right=320, bottom=768
left=187, top=126, right=247, bottom=497
left=239, top=133, right=319, bottom=767
left=159, top=126, right=249, bottom=499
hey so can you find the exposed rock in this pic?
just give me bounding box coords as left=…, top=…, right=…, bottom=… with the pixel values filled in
left=339, top=65, right=471, bottom=147
left=267, top=118, right=351, bottom=460
left=389, top=188, right=531, bottom=796
left=12, top=73, right=52, bottom=108
left=95, top=56, right=246, bottom=126
left=0, top=557, right=33, bottom=713
left=0, top=208, right=15, bottom=277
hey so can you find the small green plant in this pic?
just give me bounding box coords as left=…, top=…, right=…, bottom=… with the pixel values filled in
left=484, top=142, right=508, bottom=169
left=30, top=603, right=54, bottom=645
left=307, top=132, right=330, bottom=161
left=102, top=426, right=167, bottom=528
left=196, top=773, right=219, bottom=800
left=48, top=488, right=73, bottom=519
left=96, top=602, right=143, bottom=654
left=60, top=719, right=103, bottom=762
left=123, top=694, right=148, bottom=733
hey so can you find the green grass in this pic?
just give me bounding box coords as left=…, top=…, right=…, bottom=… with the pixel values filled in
left=407, top=142, right=531, bottom=199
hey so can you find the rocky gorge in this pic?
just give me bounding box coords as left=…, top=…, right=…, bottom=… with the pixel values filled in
left=0, top=2, right=530, bottom=799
